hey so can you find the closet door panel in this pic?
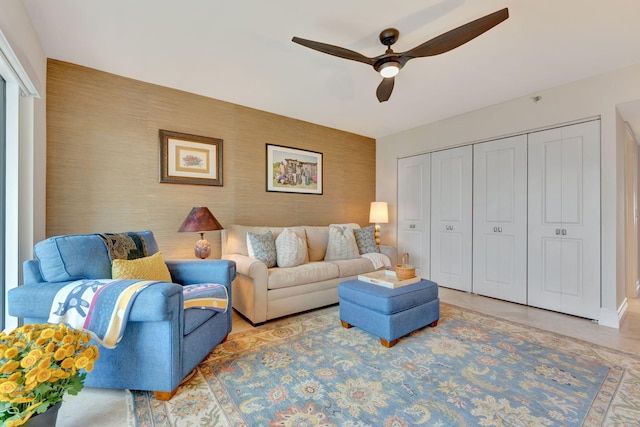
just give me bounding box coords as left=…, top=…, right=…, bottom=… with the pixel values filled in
left=528, top=120, right=600, bottom=319
left=560, top=239, right=582, bottom=296
left=561, top=137, right=582, bottom=224
left=398, top=230, right=427, bottom=273
left=397, top=154, right=430, bottom=278
left=473, top=135, right=527, bottom=303
left=542, top=237, right=564, bottom=294
left=543, top=142, right=564, bottom=224
left=431, top=146, right=472, bottom=291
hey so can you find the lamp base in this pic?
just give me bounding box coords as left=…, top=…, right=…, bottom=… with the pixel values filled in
left=374, top=224, right=381, bottom=245
left=194, top=239, right=211, bottom=259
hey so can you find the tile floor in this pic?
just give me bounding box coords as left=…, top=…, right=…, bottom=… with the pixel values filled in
left=57, top=289, right=640, bottom=426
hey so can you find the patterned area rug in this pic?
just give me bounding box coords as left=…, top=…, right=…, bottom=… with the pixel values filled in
left=128, top=304, right=640, bottom=426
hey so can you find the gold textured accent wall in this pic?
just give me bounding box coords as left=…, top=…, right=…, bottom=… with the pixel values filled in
left=46, top=59, right=376, bottom=259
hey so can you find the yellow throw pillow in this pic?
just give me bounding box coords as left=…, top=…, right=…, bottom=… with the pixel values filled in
left=111, top=252, right=172, bottom=282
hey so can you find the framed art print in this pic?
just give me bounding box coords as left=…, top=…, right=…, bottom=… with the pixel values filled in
left=159, top=130, right=223, bottom=186
left=266, top=144, right=322, bottom=194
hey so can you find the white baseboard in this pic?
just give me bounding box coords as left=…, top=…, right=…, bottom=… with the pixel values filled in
left=598, top=299, right=628, bottom=329
left=636, top=280, right=640, bottom=297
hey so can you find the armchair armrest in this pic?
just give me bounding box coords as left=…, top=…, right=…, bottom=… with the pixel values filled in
left=165, top=259, right=236, bottom=286
left=23, top=259, right=44, bottom=285
left=8, top=280, right=183, bottom=323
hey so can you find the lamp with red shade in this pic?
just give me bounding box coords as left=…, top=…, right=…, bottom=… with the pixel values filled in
left=177, top=207, right=223, bottom=259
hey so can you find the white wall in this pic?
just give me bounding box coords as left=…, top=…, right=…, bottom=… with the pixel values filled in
left=0, top=0, right=47, bottom=243
left=0, top=0, right=47, bottom=329
left=377, top=62, right=640, bottom=328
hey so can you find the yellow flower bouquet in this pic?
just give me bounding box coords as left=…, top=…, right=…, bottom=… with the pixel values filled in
left=0, top=323, right=99, bottom=427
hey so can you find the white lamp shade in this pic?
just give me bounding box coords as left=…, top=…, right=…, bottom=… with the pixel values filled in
left=369, top=201, right=389, bottom=223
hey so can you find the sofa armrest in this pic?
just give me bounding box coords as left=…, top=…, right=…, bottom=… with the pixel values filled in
left=378, top=245, right=397, bottom=265
left=221, top=254, right=269, bottom=324
left=165, top=259, right=236, bottom=286
left=221, top=254, right=266, bottom=278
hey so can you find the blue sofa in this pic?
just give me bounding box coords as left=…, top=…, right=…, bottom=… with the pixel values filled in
left=8, top=230, right=235, bottom=400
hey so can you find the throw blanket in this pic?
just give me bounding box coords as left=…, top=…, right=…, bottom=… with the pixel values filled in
left=49, top=279, right=156, bottom=349
left=98, top=232, right=148, bottom=260
left=49, top=280, right=229, bottom=349
left=183, top=283, right=228, bottom=313
left=361, top=252, right=392, bottom=270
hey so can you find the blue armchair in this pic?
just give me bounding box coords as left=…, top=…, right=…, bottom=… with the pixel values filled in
left=8, top=230, right=235, bottom=400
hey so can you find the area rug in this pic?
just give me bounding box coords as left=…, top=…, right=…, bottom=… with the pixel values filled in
left=128, top=304, right=640, bottom=426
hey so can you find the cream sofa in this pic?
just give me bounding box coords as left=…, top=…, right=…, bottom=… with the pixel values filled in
left=221, top=224, right=395, bottom=325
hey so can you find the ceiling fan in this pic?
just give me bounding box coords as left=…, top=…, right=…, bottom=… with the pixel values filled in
left=292, top=8, right=509, bottom=102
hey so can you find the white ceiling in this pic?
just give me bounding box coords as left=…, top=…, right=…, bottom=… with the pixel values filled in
left=21, top=0, right=640, bottom=139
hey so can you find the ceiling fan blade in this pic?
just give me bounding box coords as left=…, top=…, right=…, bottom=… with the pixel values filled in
left=376, top=77, right=395, bottom=102
left=399, top=8, right=509, bottom=63
left=292, top=37, right=374, bottom=66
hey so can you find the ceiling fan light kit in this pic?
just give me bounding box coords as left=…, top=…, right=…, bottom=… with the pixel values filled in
left=292, top=7, right=509, bottom=102
left=378, top=61, right=400, bottom=78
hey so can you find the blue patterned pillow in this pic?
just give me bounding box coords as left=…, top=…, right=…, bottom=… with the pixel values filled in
left=353, top=225, right=380, bottom=254
left=246, top=231, right=277, bottom=267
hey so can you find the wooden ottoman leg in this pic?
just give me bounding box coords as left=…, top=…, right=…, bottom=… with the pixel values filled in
left=430, top=320, right=438, bottom=327
left=341, top=320, right=353, bottom=329
left=380, top=338, right=398, bottom=348
left=154, top=388, right=177, bottom=401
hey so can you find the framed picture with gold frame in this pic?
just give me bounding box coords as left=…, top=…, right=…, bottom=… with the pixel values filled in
left=159, top=130, right=223, bottom=186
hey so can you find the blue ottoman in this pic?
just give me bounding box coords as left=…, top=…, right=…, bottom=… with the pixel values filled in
left=338, top=279, right=440, bottom=347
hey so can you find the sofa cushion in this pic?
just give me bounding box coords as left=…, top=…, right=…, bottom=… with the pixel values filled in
left=268, top=262, right=339, bottom=289
left=247, top=231, right=277, bottom=268
left=275, top=228, right=308, bottom=268
left=353, top=225, right=380, bottom=254
left=324, top=225, right=360, bottom=261
left=112, top=252, right=172, bottom=282
left=303, top=226, right=329, bottom=261
left=328, top=258, right=377, bottom=277
left=183, top=309, right=217, bottom=336
left=34, top=230, right=159, bottom=283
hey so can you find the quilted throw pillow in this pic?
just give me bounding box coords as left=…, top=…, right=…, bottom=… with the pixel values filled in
left=324, top=225, right=360, bottom=261
left=247, top=231, right=277, bottom=268
left=111, top=251, right=172, bottom=282
left=275, top=228, right=308, bottom=268
left=353, top=225, right=380, bottom=254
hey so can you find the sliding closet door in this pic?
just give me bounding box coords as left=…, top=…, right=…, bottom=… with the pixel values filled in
left=397, top=154, right=430, bottom=278
left=528, top=120, right=600, bottom=319
left=473, top=135, right=528, bottom=303
left=430, top=145, right=472, bottom=291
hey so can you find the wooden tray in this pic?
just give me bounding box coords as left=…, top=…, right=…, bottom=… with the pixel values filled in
left=358, top=270, right=421, bottom=289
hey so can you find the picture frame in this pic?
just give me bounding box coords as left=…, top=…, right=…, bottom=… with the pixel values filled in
left=266, top=144, right=323, bottom=195
left=159, top=130, right=223, bottom=186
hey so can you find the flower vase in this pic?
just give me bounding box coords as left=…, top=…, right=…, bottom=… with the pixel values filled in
left=23, top=402, right=62, bottom=427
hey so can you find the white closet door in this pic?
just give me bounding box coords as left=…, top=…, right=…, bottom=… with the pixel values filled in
left=528, top=120, right=600, bottom=319
left=397, top=154, right=430, bottom=278
left=473, top=135, right=528, bottom=303
left=430, top=145, right=473, bottom=291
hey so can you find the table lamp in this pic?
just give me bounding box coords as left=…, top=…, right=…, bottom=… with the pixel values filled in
left=178, top=207, right=223, bottom=259
left=369, top=201, right=388, bottom=245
